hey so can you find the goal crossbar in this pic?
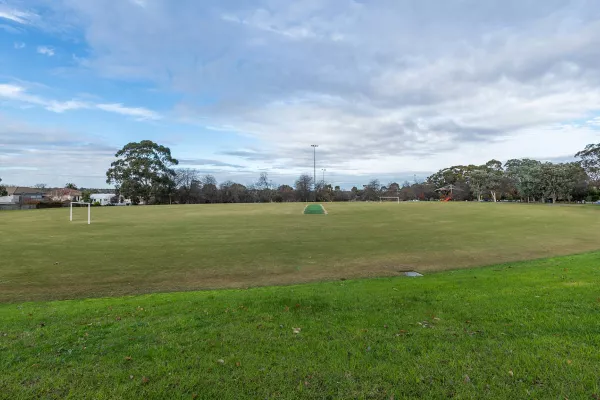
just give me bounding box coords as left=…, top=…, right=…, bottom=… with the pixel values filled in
left=379, top=197, right=400, bottom=203
left=70, top=202, right=91, bottom=225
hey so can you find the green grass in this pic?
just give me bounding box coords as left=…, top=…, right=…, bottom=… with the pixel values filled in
left=2, top=252, right=600, bottom=399
left=3, top=202, right=600, bottom=302
left=303, top=204, right=326, bottom=214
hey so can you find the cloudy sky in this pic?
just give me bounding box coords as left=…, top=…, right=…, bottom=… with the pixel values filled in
left=1, top=0, right=599, bottom=188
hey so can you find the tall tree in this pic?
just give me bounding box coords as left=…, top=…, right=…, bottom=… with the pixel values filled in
left=470, top=161, right=505, bottom=202
left=106, top=140, right=179, bottom=205
left=255, top=172, right=274, bottom=202
left=486, top=170, right=503, bottom=202
left=34, top=183, right=47, bottom=189
left=576, top=143, right=600, bottom=182
left=350, top=186, right=361, bottom=200
left=219, top=181, right=248, bottom=203
left=505, top=159, right=543, bottom=202
left=277, top=185, right=296, bottom=202
left=81, top=190, right=92, bottom=203
left=333, top=186, right=349, bottom=202
left=295, top=174, right=313, bottom=202
left=539, top=163, right=564, bottom=203
left=361, top=179, right=381, bottom=201
left=539, top=162, right=586, bottom=203
left=200, top=175, right=219, bottom=203
left=386, top=182, right=401, bottom=196
left=482, top=159, right=504, bottom=202
left=468, top=170, right=488, bottom=201
left=175, top=169, right=201, bottom=204
left=427, top=165, right=479, bottom=188
left=0, top=178, right=6, bottom=196
left=485, top=159, right=503, bottom=172
left=65, top=183, right=78, bottom=189
left=314, top=181, right=333, bottom=202
left=565, top=162, right=589, bottom=201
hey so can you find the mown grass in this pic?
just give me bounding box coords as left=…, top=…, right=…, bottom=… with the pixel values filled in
left=303, top=204, right=326, bottom=214
left=2, top=252, right=600, bottom=399
left=2, top=202, right=600, bottom=302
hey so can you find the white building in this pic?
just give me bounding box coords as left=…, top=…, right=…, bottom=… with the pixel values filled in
left=91, top=193, right=115, bottom=206
left=90, top=193, right=132, bottom=206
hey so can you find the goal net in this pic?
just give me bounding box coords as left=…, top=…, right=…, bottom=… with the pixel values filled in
left=70, top=202, right=91, bottom=224
left=379, top=197, right=400, bottom=203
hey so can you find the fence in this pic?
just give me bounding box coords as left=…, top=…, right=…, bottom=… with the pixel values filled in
left=0, top=204, right=37, bottom=211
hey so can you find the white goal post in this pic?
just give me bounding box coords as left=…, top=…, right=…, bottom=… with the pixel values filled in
left=379, top=197, right=400, bottom=203
left=70, top=202, right=91, bottom=225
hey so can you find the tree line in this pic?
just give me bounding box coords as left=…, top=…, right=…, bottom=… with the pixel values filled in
left=99, top=140, right=600, bottom=204
left=425, top=159, right=592, bottom=203
left=101, top=141, right=442, bottom=204
left=6, top=140, right=600, bottom=205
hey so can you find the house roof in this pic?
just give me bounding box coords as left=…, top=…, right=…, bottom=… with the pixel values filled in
left=49, top=188, right=82, bottom=196
left=5, top=187, right=48, bottom=195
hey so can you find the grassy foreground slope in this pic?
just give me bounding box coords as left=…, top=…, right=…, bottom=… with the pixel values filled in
left=2, top=252, right=600, bottom=399
left=3, top=202, right=600, bottom=302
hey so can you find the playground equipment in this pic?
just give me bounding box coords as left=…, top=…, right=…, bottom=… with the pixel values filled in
left=436, top=184, right=462, bottom=202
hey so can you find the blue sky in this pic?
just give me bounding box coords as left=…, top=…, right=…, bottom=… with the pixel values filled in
left=1, top=0, right=599, bottom=188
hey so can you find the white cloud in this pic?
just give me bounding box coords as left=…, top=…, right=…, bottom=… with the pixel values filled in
left=8, top=0, right=600, bottom=184
left=0, top=83, right=88, bottom=112
left=96, top=103, right=161, bottom=121
left=221, top=12, right=320, bottom=40
left=13, top=41, right=25, bottom=49
left=0, top=83, right=161, bottom=120
left=0, top=83, right=22, bottom=96
left=0, top=5, right=37, bottom=25
left=0, top=83, right=46, bottom=106
left=202, top=81, right=600, bottom=175
left=46, top=100, right=89, bottom=113
left=587, top=117, right=600, bottom=127
left=37, top=46, right=55, bottom=56
left=0, top=116, right=116, bottom=188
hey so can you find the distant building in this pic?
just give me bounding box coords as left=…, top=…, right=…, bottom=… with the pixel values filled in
left=49, top=188, right=82, bottom=202
left=90, top=193, right=114, bottom=206
left=91, top=193, right=132, bottom=206
left=0, top=187, right=47, bottom=204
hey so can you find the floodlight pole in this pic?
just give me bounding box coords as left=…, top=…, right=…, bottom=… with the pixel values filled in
left=311, top=144, right=319, bottom=192
left=322, top=168, right=326, bottom=184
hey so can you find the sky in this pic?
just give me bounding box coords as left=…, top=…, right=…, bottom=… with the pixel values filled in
left=1, top=0, right=599, bottom=189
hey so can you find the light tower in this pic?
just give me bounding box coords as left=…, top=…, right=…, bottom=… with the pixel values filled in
left=311, top=144, right=318, bottom=190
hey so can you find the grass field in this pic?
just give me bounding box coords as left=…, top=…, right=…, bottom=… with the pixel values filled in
left=2, top=252, right=600, bottom=399
left=2, top=202, right=600, bottom=302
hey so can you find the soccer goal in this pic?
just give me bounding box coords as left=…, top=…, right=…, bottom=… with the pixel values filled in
left=380, top=197, right=400, bottom=203
left=70, top=202, right=91, bottom=225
